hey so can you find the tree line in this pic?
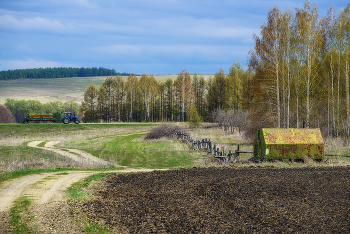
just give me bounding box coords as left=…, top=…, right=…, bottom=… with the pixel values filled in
left=246, top=1, right=350, bottom=138
left=79, top=63, right=251, bottom=124
left=0, top=67, right=130, bottom=80
left=4, top=99, right=79, bottom=123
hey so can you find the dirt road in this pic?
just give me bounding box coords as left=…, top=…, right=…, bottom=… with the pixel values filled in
left=0, top=141, right=159, bottom=233
left=27, top=141, right=112, bottom=167
left=0, top=167, right=158, bottom=233
left=0, top=168, right=156, bottom=213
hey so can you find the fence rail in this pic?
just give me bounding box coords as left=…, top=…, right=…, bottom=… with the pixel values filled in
left=173, top=131, right=253, bottom=164
left=173, top=131, right=350, bottom=163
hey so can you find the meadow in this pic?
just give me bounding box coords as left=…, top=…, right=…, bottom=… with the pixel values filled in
left=1, top=122, right=350, bottom=181
left=0, top=123, right=214, bottom=180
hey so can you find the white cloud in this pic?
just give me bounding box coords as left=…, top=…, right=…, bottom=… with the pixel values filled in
left=0, top=14, right=76, bottom=34
left=0, top=59, right=80, bottom=70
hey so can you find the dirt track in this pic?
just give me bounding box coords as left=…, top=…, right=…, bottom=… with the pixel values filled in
left=27, top=141, right=111, bottom=167
left=0, top=141, right=158, bottom=233
left=82, top=166, right=350, bottom=233
left=0, top=168, right=158, bottom=233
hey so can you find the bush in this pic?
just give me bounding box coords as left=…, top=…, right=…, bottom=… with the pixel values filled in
left=145, top=124, right=180, bottom=140
left=0, top=104, right=16, bottom=123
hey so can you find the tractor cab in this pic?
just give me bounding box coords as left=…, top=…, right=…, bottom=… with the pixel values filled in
left=63, top=112, right=72, bottom=119
left=62, top=112, right=80, bottom=124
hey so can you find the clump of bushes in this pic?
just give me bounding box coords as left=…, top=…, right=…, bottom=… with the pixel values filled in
left=145, top=124, right=181, bottom=140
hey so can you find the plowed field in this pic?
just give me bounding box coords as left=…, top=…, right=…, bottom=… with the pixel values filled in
left=82, top=167, right=350, bottom=233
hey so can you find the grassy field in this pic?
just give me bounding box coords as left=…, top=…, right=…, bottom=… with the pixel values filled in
left=0, top=123, right=214, bottom=180
left=0, top=75, right=212, bottom=104
left=1, top=123, right=350, bottom=182
left=65, top=132, right=209, bottom=169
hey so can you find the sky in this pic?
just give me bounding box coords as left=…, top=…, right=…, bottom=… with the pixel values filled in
left=0, top=0, right=348, bottom=75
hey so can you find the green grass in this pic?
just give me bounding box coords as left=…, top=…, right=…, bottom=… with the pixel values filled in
left=10, top=197, right=36, bottom=234
left=82, top=219, right=111, bottom=234
left=67, top=173, right=106, bottom=202
left=68, top=133, right=209, bottom=169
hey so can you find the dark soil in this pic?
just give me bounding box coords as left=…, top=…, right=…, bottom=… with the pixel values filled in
left=82, top=167, right=350, bottom=233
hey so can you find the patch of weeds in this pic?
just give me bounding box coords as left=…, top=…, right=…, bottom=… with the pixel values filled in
left=83, top=219, right=111, bottom=233
left=69, top=189, right=90, bottom=201
left=37, top=141, right=47, bottom=147
left=81, top=173, right=106, bottom=187
left=68, top=173, right=106, bottom=202
left=10, top=197, right=36, bottom=234
left=56, top=172, right=69, bottom=175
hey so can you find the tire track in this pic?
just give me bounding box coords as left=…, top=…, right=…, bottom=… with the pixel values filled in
left=27, top=141, right=112, bottom=167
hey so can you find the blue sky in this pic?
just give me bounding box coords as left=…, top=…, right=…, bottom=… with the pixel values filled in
left=0, top=0, right=347, bottom=74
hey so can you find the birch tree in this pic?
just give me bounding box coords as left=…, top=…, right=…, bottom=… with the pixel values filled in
left=140, top=74, right=158, bottom=121
left=126, top=74, right=139, bottom=122
left=295, top=1, right=322, bottom=126
left=249, top=6, right=282, bottom=127
left=175, top=69, right=194, bottom=121
left=112, top=75, right=125, bottom=122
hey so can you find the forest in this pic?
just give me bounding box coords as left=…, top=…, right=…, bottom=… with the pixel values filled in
left=79, top=1, right=350, bottom=138
left=0, top=67, right=129, bottom=80
left=79, top=63, right=250, bottom=126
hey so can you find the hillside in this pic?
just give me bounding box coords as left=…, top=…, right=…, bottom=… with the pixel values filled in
left=0, top=75, right=211, bottom=105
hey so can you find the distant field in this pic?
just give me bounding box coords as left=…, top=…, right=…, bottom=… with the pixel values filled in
left=0, top=75, right=212, bottom=104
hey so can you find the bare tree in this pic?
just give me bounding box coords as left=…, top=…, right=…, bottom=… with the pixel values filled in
left=0, top=104, right=16, bottom=123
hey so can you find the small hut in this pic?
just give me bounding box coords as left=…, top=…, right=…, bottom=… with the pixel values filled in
left=254, top=128, right=324, bottom=161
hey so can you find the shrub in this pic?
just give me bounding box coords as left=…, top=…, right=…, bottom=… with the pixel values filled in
left=145, top=124, right=180, bottom=140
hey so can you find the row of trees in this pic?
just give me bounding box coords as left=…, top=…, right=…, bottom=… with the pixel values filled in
left=0, top=67, right=129, bottom=80
left=79, top=63, right=251, bottom=123
left=247, top=1, right=350, bottom=137
left=4, top=99, right=79, bottom=123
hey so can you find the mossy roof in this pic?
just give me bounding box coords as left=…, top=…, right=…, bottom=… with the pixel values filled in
left=261, top=128, right=324, bottom=145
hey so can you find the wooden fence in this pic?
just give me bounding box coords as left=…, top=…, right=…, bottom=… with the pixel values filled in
left=173, top=131, right=252, bottom=164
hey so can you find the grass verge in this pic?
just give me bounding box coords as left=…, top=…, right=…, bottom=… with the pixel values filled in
left=10, top=197, right=36, bottom=234
left=67, top=173, right=106, bottom=202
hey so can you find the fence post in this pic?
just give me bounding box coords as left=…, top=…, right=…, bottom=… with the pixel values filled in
left=235, top=144, right=240, bottom=162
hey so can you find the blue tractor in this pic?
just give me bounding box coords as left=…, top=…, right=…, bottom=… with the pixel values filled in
left=62, top=112, right=80, bottom=124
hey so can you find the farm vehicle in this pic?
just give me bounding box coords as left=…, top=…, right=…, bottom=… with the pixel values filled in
left=62, top=112, right=80, bottom=124
left=23, top=112, right=80, bottom=124
left=23, top=114, right=56, bottom=124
